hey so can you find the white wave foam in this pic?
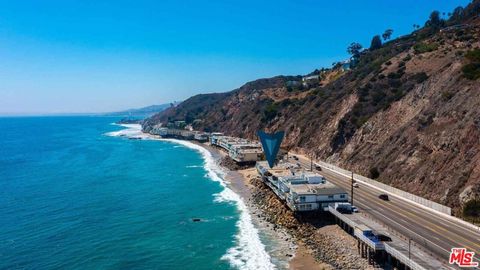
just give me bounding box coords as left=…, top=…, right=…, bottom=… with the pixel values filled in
left=104, top=124, right=149, bottom=139
left=173, top=141, right=275, bottom=270
left=106, top=124, right=275, bottom=270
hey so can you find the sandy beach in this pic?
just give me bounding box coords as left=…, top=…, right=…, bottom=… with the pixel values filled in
left=197, top=143, right=327, bottom=270
left=190, top=143, right=297, bottom=269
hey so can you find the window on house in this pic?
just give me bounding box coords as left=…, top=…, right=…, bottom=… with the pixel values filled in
left=328, top=195, right=334, bottom=199
left=340, top=194, right=346, bottom=198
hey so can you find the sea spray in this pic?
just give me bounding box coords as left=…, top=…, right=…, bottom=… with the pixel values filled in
left=106, top=124, right=275, bottom=270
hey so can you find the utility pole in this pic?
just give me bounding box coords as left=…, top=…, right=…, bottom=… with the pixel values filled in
left=409, top=238, right=411, bottom=260
left=351, top=172, right=354, bottom=205
left=310, top=154, right=313, bottom=171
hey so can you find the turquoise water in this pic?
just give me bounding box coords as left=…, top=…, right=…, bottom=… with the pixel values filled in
left=0, top=116, right=266, bottom=269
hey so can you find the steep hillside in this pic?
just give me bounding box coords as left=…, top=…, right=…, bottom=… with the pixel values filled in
left=143, top=2, right=480, bottom=216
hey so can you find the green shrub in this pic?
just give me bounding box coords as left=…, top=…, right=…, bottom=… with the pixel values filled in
left=457, top=34, right=474, bottom=42
left=263, top=103, right=278, bottom=121
left=412, top=72, right=429, bottom=83
left=387, top=71, right=403, bottom=79
left=355, top=116, right=369, bottom=128
left=369, top=167, right=380, bottom=179
left=441, top=91, right=454, bottom=101
left=414, top=42, right=439, bottom=54
left=403, top=54, right=412, bottom=61
left=371, top=90, right=387, bottom=105
left=463, top=199, right=480, bottom=219
left=462, top=63, right=480, bottom=80
left=465, top=49, right=480, bottom=62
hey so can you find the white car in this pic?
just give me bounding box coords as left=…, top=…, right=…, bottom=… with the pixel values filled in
left=353, top=183, right=359, bottom=188
left=352, top=206, right=359, bottom=213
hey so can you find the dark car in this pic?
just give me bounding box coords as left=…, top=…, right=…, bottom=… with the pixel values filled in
left=377, top=234, right=392, bottom=242
left=379, top=194, right=389, bottom=201
left=315, top=164, right=322, bottom=171
left=292, top=155, right=299, bottom=160
left=336, top=207, right=352, bottom=214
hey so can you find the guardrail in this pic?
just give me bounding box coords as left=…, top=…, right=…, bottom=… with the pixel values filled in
left=328, top=205, right=357, bottom=228
left=316, top=161, right=452, bottom=215
left=384, top=243, right=427, bottom=270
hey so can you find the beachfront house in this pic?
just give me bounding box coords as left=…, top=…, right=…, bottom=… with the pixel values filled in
left=193, top=132, right=209, bottom=142
left=256, top=161, right=349, bottom=212
left=286, top=181, right=348, bottom=211
left=211, top=135, right=263, bottom=163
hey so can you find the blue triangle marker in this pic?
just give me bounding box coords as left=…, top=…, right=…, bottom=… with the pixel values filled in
left=257, top=130, right=285, bottom=168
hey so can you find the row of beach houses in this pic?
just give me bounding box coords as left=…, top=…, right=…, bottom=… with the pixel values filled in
left=149, top=124, right=263, bottom=163
left=149, top=123, right=349, bottom=212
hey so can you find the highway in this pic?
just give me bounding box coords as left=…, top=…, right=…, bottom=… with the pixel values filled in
left=293, top=155, right=480, bottom=268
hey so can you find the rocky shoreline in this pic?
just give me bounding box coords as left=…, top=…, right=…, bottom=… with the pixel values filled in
left=244, top=171, right=375, bottom=270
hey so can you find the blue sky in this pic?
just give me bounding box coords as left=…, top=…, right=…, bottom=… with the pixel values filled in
left=0, top=0, right=470, bottom=114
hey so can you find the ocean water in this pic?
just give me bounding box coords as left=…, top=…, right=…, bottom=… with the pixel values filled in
left=0, top=117, right=274, bottom=270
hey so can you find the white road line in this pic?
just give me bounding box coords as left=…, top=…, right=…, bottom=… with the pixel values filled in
left=315, top=162, right=480, bottom=238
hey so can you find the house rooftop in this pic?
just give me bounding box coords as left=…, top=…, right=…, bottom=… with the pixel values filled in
left=289, top=183, right=346, bottom=195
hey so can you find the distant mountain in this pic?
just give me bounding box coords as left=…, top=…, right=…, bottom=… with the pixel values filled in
left=107, top=102, right=180, bottom=118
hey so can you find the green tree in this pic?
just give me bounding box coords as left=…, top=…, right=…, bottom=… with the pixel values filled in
left=450, top=6, right=464, bottom=22
left=370, top=35, right=382, bottom=50
left=382, top=29, right=393, bottom=41
left=425, top=10, right=444, bottom=30
left=347, top=42, right=363, bottom=68
left=347, top=42, right=363, bottom=56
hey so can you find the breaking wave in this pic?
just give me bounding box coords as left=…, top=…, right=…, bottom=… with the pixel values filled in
left=105, top=124, right=275, bottom=270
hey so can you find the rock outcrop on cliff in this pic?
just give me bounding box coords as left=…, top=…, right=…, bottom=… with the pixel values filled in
left=143, top=1, right=480, bottom=215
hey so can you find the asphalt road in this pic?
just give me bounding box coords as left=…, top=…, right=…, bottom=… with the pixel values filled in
left=292, top=155, right=480, bottom=268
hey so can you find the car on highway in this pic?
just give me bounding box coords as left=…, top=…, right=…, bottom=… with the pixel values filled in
left=351, top=206, right=359, bottom=213
left=353, top=183, right=359, bottom=188
left=315, top=164, right=322, bottom=171
left=292, top=155, right=299, bottom=160
left=378, top=194, right=389, bottom=201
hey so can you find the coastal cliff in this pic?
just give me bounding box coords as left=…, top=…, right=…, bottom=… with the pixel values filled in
left=143, top=1, right=480, bottom=216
